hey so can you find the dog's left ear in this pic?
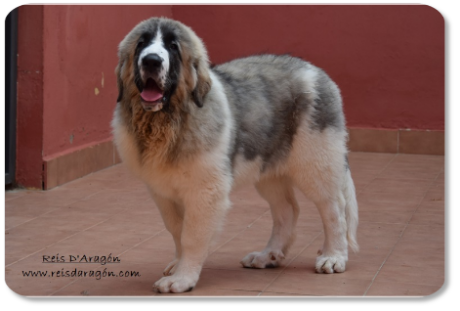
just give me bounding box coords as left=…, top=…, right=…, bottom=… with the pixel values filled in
left=191, top=58, right=211, bottom=108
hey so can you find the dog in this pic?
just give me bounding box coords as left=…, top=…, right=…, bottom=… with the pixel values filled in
left=111, top=17, right=359, bottom=293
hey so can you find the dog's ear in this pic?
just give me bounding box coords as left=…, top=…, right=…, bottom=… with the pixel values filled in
left=191, top=58, right=211, bottom=108
left=115, top=60, right=125, bottom=103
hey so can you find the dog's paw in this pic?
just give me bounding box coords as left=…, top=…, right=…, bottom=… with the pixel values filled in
left=153, top=273, right=198, bottom=293
left=240, top=250, right=285, bottom=269
left=163, top=259, right=179, bottom=276
left=315, top=254, right=347, bottom=274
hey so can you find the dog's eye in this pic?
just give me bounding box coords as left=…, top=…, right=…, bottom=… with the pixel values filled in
left=137, top=39, right=145, bottom=47
left=170, top=42, right=178, bottom=51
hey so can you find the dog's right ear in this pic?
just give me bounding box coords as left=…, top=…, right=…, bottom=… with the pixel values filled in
left=115, top=60, right=125, bottom=103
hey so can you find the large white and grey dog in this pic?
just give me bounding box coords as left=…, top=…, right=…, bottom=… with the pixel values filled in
left=112, top=17, right=359, bottom=293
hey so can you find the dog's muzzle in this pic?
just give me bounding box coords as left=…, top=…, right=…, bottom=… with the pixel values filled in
left=140, top=53, right=165, bottom=112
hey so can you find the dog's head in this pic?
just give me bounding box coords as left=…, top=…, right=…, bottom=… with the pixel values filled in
left=116, top=18, right=211, bottom=112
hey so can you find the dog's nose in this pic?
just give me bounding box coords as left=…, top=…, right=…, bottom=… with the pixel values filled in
left=142, top=53, right=163, bottom=72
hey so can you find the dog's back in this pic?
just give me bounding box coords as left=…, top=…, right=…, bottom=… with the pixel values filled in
left=212, top=54, right=346, bottom=176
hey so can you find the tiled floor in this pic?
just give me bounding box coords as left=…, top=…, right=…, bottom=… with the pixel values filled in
left=5, top=152, right=445, bottom=297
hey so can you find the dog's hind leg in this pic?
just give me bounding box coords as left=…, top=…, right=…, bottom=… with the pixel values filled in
left=240, top=176, right=299, bottom=268
left=292, top=162, right=353, bottom=274
left=310, top=197, right=348, bottom=273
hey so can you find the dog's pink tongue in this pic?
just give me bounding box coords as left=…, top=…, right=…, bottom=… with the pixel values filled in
left=141, top=79, right=163, bottom=102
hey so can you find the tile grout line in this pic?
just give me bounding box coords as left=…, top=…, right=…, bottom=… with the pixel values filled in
left=50, top=209, right=269, bottom=296
left=5, top=188, right=108, bottom=231
left=50, top=209, right=268, bottom=296
left=209, top=209, right=270, bottom=255
left=354, top=154, right=399, bottom=198
left=5, top=207, right=62, bottom=231
left=48, top=229, right=166, bottom=296
left=358, top=176, right=445, bottom=182
left=356, top=153, right=399, bottom=197
left=5, top=193, right=28, bottom=202
left=257, top=153, right=398, bottom=296
left=116, top=229, right=166, bottom=258
left=5, top=175, right=141, bottom=231
left=5, top=206, right=130, bottom=268
left=404, top=169, right=444, bottom=226
left=10, top=191, right=266, bottom=294
left=362, top=170, right=442, bottom=296
left=8, top=155, right=444, bottom=296
left=257, top=231, right=323, bottom=296
left=359, top=220, right=443, bottom=226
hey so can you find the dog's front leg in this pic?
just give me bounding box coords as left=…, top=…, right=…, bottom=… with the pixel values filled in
left=150, top=192, right=183, bottom=276
left=153, top=192, right=230, bottom=293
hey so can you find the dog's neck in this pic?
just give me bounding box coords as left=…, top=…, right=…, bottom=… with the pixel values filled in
left=121, top=98, right=185, bottom=163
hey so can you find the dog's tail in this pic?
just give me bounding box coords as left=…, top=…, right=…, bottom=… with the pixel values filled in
left=343, top=167, right=359, bottom=253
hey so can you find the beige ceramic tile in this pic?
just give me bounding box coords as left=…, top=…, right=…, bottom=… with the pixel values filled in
left=5, top=152, right=445, bottom=297
left=379, top=154, right=444, bottom=180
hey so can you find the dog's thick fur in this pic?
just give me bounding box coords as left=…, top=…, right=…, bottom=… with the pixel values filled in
left=112, top=17, right=358, bottom=293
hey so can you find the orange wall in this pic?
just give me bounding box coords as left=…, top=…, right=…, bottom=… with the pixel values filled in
left=16, top=5, right=172, bottom=187
left=15, top=5, right=444, bottom=187
left=42, top=5, right=173, bottom=159
left=173, top=5, right=444, bottom=131
left=16, top=5, right=44, bottom=187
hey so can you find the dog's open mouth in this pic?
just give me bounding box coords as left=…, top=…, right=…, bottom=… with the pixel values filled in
left=140, top=78, right=164, bottom=111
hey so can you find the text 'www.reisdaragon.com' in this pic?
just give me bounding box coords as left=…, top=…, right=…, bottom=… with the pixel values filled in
left=22, top=269, right=141, bottom=280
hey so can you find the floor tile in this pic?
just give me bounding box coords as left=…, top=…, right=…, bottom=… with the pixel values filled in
left=6, top=261, right=84, bottom=296
left=191, top=268, right=279, bottom=294
left=118, top=231, right=175, bottom=265
left=410, top=189, right=444, bottom=226
left=385, top=224, right=444, bottom=268
left=436, top=170, right=445, bottom=183
left=263, top=268, right=373, bottom=296
left=4, top=152, right=445, bottom=297
left=5, top=192, right=65, bottom=218
left=5, top=215, right=38, bottom=230
left=52, top=264, right=275, bottom=296
left=205, top=216, right=322, bottom=271
left=366, top=281, right=442, bottom=297
left=5, top=227, right=80, bottom=266
left=370, top=264, right=444, bottom=289
left=260, top=291, right=308, bottom=296
left=5, top=189, right=27, bottom=201
left=358, top=194, right=419, bottom=224
left=379, top=154, right=444, bottom=180
left=51, top=263, right=164, bottom=296
left=364, top=178, right=433, bottom=198
left=286, top=222, right=405, bottom=273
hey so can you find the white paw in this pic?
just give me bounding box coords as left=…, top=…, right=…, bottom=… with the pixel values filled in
left=153, top=273, right=198, bottom=293
left=163, top=259, right=179, bottom=276
left=240, top=250, right=285, bottom=269
left=315, top=253, right=347, bottom=274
